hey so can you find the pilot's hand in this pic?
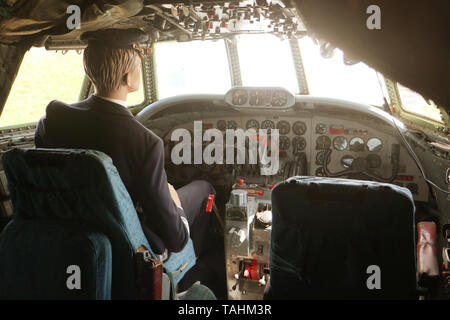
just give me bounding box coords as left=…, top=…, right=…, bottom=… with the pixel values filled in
left=168, top=183, right=183, bottom=209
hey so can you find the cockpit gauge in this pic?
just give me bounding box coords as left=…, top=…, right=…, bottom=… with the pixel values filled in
left=316, top=135, right=331, bottom=150
left=279, top=136, right=291, bottom=150
left=349, top=137, right=365, bottom=152
left=366, top=138, right=383, bottom=152
left=366, top=154, right=382, bottom=168
left=227, top=120, right=238, bottom=130
left=292, top=121, right=307, bottom=135
left=292, top=136, right=307, bottom=152
left=316, top=150, right=331, bottom=165
left=315, top=167, right=327, bottom=177
left=231, top=89, right=248, bottom=105
left=217, top=120, right=227, bottom=131
left=341, top=155, right=354, bottom=168
left=276, top=120, right=290, bottom=135
left=246, top=119, right=260, bottom=130
left=225, top=87, right=295, bottom=109
left=271, top=90, right=288, bottom=107
left=261, top=120, right=275, bottom=131
left=333, top=136, right=348, bottom=151
left=315, top=123, right=327, bottom=134
left=249, top=90, right=265, bottom=106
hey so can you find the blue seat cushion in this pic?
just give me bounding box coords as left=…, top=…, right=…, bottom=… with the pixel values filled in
left=0, top=218, right=112, bottom=299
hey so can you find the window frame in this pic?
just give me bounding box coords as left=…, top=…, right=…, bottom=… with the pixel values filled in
left=384, top=78, right=449, bottom=132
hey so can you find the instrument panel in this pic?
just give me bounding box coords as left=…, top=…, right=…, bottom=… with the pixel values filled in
left=225, top=87, right=296, bottom=109
left=163, top=115, right=428, bottom=202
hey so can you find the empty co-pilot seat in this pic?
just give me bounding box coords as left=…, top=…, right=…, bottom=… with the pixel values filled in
left=265, top=176, right=417, bottom=300
left=0, top=148, right=213, bottom=300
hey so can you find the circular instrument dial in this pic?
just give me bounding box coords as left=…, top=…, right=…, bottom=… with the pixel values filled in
left=366, top=138, right=383, bottom=152
left=227, top=120, right=238, bottom=130
left=249, top=90, right=265, bottom=106
left=366, top=154, right=382, bottom=168
left=292, top=136, right=307, bottom=152
left=271, top=90, right=288, bottom=107
left=276, top=120, right=291, bottom=135
left=279, top=136, right=291, bottom=150
left=246, top=119, right=260, bottom=130
left=341, top=155, right=354, bottom=168
left=315, top=167, right=327, bottom=177
left=316, top=135, right=331, bottom=150
left=231, top=89, right=248, bottom=105
left=261, top=120, right=275, bottom=130
left=292, top=121, right=307, bottom=135
left=217, top=120, right=227, bottom=131
left=333, top=136, right=348, bottom=151
left=349, top=137, right=365, bottom=152
left=315, top=123, right=327, bottom=134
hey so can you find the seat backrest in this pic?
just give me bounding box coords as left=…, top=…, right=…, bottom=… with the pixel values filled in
left=265, top=176, right=417, bottom=300
left=0, top=148, right=152, bottom=299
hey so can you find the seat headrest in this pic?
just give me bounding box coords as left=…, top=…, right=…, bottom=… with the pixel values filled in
left=2, top=148, right=150, bottom=252
left=272, top=176, right=415, bottom=225
left=3, top=148, right=114, bottom=220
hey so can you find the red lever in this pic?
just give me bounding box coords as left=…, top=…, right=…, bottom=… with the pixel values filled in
left=206, top=194, right=215, bottom=213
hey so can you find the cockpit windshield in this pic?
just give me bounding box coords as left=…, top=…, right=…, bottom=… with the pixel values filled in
left=154, top=34, right=388, bottom=106
left=298, top=36, right=386, bottom=106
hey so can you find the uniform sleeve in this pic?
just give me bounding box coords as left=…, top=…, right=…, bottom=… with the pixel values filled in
left=135, top=137, right=189, bottom=253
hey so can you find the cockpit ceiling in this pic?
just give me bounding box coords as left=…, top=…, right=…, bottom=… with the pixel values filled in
left=0, top=1, right=304, bottom=42
left=0, top=0, right=448, bottom=116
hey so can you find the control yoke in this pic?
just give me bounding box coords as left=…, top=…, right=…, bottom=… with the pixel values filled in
left=323, top=144, right=400, bottom=182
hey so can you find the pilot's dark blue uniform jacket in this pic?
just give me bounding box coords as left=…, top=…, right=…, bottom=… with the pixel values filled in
left=35, top=95, right=192, bottom=254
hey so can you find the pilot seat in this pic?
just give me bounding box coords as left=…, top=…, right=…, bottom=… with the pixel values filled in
left=0, top=148, right=215, bottom=300
left=264, top=176, right=417, bottom=300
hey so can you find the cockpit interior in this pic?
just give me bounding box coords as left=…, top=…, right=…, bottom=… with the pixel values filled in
left=0, top=0, right=448, bottom=302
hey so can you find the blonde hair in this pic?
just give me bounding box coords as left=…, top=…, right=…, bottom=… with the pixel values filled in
left=83, top=45, right=139, bottom=96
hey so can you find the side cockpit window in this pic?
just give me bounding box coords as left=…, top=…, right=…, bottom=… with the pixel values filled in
left=396, top=83, right=443, bottom=123
left=0, top=48, right=85, bottom=128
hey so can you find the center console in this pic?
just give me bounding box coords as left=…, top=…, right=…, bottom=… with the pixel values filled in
left=224, top=180, right=273, bottom=300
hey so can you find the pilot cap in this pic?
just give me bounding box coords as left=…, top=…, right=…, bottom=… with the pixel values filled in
left=80, top=28, right=148, bottom=48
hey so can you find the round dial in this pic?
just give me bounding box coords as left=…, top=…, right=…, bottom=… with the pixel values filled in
left=366, top=154, right=382, bottom=168
left=315, top=123, right=327, bottom=134
left=292, top=136, right=307, bottom=153
left=333, top=136, right=348, bottom=151
left=217, top=120, right=227, bottom=131
left=279, top=136, right=291, bottom=150
left=246, top=119, right=260, bottom=130
left=276, top=120, right=291, bottom=135
left=366, top=138, right=383, bottom=152
left=249, top=90, right=265, bottom=106
left=341, top=155, right=354, bottom=168
left=231, top=89, right=248, bottom=105
left=271, top=91, right=288, bottom=107
left=227, top=120, right=238, bottom=130
left=316, top=135, right=331, bottom=150
left=316, top=150, right=331, bottom=165
left=315, top=167, right=327, bottom=177
left=261, top=120, right=275, bottom=130
left=349, top=137, right=365, bottom=152
left=292, top=121, right=307, bottom=135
